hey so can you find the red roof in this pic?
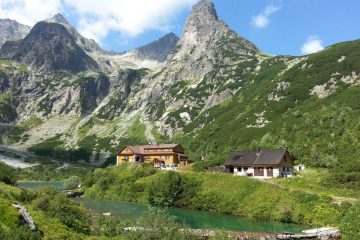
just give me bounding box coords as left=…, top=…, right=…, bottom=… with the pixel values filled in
left=118, top=144, right=182, bottom=155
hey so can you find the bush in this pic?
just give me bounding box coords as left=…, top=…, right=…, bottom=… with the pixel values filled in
left=0, top=224, right=42, bottom=240
left=32, top=187, right=91, bottom=233
left=147, top=171, right=184, bottom=207
left=93, top=216, right=128, bottom=237
left=341, top=203, right=360, bottom=240
left=64, top=176, right=81, bottom=190
left=129, top=208, right=201, bottom=240
left=0, top=162, right=17, bottom=185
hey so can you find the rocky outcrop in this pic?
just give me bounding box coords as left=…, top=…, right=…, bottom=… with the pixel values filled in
left=79, top=74, right=110, bottom=115
left=0, top=19, right=30, bottom=48
left=1, top=21, right=99, bottom=72
left=96, top=69, right=147, bottom=119
left=12, top=204, right=36, bottom=231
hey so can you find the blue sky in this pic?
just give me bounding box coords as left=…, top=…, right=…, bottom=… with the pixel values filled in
left=1, top=0, right=359, bottom=56
left=96, top=0, right=360, bottom=55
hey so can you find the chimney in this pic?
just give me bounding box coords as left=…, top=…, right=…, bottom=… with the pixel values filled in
left=256, top=147, right=261, bottom=156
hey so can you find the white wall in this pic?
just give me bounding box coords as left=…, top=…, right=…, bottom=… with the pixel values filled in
left=232, top=167, right=294, bottom=178
left=234, top=167, right=255, bottom=176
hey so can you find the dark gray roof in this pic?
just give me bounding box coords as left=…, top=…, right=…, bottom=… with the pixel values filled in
left=225, top=149, right=288, bottom=166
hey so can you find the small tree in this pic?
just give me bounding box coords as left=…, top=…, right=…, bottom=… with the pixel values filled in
left=64, top=176, right=81, bottom=190
left=148, top=171, right=184, bottom=207
left=0, top=162, right=17, bottom=185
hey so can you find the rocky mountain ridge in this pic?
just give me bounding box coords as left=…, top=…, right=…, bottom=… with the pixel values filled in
left=124, top=0, right=262, bottom=135
left=0, top=19, right=30, bottom=48
left=121, top=32, right=179, bottom=63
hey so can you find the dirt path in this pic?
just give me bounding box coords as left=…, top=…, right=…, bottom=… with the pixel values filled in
left=332, top=196, right=358, bottom=205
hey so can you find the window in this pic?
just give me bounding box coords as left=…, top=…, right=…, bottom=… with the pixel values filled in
left=244, top=167, right=248, bottom=171
left=125, top=156, right=128, bottom=160
left=165, top=156, right=170, bottom=160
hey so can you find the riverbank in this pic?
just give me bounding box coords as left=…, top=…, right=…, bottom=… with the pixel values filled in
left=82, top=164, right=349, bottom=227
left=8, top=166, right=359, bottom=239
left=15, top=180, right=307, bottom=234
left=74, top=198, right=307, bottom=233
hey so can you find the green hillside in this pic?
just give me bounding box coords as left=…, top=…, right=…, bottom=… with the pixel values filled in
left=172, top=40, right=360, bottom=190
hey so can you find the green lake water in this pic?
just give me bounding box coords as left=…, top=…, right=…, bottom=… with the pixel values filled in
left=17, top=181, right=64, bottom=190
left=18, top=181, right=307, bottom=233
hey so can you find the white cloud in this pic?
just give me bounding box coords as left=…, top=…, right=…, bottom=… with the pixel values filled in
left=0, top=0, right=62, bottom=26
left=251, top=3, right=281, bottom=29
left=0, top=0, right=196, bottom=43
left=301, top=36, right=325, bottom=55
left=63, top=0, right=197, bottom=42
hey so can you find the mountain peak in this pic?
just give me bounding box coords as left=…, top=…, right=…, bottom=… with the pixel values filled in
left=125, top=32, right=179, bottom=63
left=44, top=13, right=106, bottom=54
left=192, top=0, right=218, bottom=20
left=9, top=21, right=99, bottom=72
left=178, top=0, right=233, bottom=47
left=164, top=32, right=178, bottom=39
left=47, top=13, right=68, bottom=25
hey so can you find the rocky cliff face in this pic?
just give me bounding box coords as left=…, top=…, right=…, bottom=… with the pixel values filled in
left=2, top=21, right=99, bottom=72
left=166, top=0, right=258, bottom=80
left=0, top=19, right=30, bottom=48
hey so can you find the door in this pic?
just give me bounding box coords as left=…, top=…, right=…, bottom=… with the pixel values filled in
left=267, top=167, right=273, bottom=177
left=254, top=167, right=264, bottom=176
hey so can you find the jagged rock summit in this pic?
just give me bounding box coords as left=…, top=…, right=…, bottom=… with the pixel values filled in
left=175, top=0, right=258, bottom=54
left=162, top=0, right=259, bottom=82
left=45, top=13, right=106, bottom=54
left=4, top=20, right=99, bottom=72
left=0, top=19, right=31, bottom=47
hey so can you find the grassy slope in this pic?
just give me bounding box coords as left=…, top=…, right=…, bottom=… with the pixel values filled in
left=268, top=168, right=360, bottom=199
left=173, top=40, right=360, bottom=176
left=0, top=182, right=87, bottom=239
